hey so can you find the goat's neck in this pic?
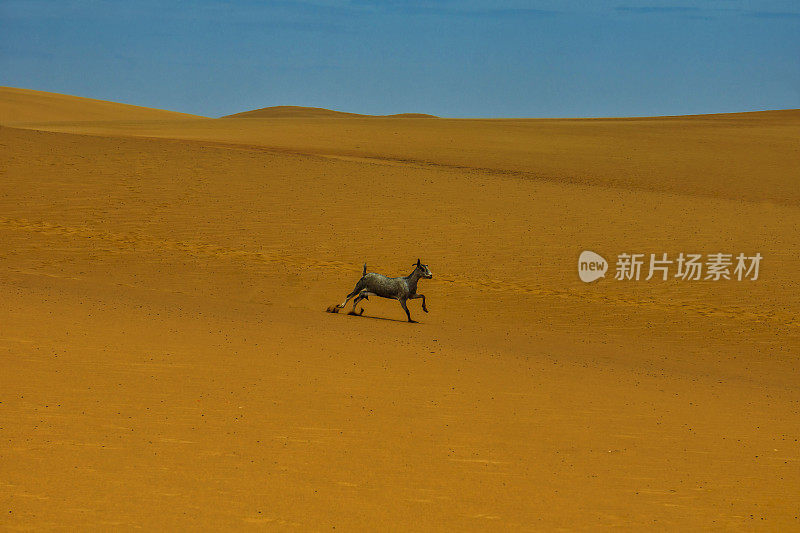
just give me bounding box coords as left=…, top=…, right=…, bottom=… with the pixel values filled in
left=406, top=268, right=423, bottom=292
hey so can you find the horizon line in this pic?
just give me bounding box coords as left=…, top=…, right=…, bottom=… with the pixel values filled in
left=2, top=85, right=798, bottom=122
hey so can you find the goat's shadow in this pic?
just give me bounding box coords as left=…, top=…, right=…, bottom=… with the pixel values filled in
left=348, top=313, right=415, bottom=324
left=325, top=307, right=416, bottom=324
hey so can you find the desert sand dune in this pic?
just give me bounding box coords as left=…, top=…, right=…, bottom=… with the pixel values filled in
left=1, top=90, right=798, bottom=529
left=19, top=110, right=800, bottom=206
left=222, top=105, right=438, bottom=119
left=0, top=86, right=204, bottom=123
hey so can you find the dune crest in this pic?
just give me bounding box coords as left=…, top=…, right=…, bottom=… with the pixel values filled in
left=222, top=105, right=438, bottom=119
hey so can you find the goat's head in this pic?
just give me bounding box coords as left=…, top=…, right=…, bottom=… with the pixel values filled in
left=414, top=258, right=433, bottom=279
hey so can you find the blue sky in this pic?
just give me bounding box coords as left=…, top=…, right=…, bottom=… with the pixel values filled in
left=1, top=1, right=798, bottom=117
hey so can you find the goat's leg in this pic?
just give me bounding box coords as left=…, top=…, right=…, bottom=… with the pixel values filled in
left=349, top=291, right=367, bottom=316
left=409, top=293, right=428, bottom=313
left=399, top=298, right=416, bottom=323
left=336, top=286, right=361, bottom=309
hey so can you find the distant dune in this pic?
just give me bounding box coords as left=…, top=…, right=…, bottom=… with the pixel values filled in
left=0, top=86, right=204, bottom=123
left=222, top=105, right=438, bottom=119
left=609, top=108, right=800, bottom=121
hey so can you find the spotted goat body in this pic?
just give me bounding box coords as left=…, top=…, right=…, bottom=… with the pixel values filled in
left=327, top=259, right=432, bottom=322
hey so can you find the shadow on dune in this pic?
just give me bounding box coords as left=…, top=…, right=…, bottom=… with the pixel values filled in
left=325, top=306, right=416, bottom=323
left=347, top=314, right=416, bottom=324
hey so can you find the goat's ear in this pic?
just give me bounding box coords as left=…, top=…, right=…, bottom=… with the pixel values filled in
left=417, top=258, right=421, bottom=266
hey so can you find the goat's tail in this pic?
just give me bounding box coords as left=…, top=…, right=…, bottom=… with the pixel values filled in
left=363, top=263, right=367, bottom=277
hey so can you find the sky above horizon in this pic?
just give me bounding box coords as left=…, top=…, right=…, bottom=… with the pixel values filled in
left=1, top=0, right=798, bottom=118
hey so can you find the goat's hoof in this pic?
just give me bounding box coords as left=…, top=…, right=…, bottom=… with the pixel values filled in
left=423, top=307, right=428, bottom=313
left=408, top=319, right=418, bottom=324
left=326, top=306, right=339, bottom=313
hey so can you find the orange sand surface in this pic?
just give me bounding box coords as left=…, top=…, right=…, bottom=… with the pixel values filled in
left=1, top=89, right=798, bottom=529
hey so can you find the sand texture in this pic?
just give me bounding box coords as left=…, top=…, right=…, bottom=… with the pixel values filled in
left=1, top=89, right=798, bottom=530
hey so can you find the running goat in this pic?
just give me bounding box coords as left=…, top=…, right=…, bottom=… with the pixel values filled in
left=327, top=259, right=432, bottom=322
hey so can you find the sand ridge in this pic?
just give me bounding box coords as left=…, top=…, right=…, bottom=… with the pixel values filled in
left=222, top=105, right=438, bottom=119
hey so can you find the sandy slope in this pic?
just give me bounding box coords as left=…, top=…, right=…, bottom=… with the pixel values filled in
left=0, top=87, right=203, bottom=123
left=1, top=92, right=798, bottom=529
left=21, top=110, right=800, bottom=206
